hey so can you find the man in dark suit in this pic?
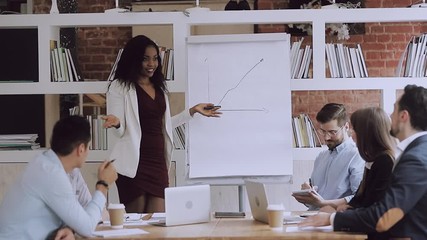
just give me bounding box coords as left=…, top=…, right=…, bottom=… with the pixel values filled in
left=299, top=84, right=427, bottom=239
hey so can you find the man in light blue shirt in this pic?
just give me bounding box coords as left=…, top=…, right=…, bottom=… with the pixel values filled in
left=69, top=168, right=92, bottom=207
left=0, top=116, right=117, bottom=239
left=293, top=103, right=364, bottom=210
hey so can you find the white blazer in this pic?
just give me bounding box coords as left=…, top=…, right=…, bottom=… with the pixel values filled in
left=106, top=80, right=191, bottom=178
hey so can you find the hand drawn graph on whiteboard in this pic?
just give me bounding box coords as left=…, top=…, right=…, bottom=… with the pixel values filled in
left=186, top=33, right=292, bottom=179
left=205, top=57, right=268, bottom=113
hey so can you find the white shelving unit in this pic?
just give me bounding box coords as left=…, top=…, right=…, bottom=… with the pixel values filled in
left=1, top=8, right=427, bottom=164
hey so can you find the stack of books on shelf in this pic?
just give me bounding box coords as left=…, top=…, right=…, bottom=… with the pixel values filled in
left=325, top=43, right=368, bottom=78
left=159, top=46, right=174, bottom=81
left=396, top=34, right=427, bottom=77
left=292, top=113, right=321, bottom=148
left=86, top=115, right=108, bottom=150
left=290, top=38, right=312, bottom=79
left=0, top=134, right=40, bottom=150
left=50, top=40, right=83, bottom=82
left=172, top=124, right=185, bottom=150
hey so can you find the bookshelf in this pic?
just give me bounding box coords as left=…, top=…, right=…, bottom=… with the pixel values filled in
left=0, top=8, right=427, bottom=158
left=1, top=8, right=427, bottom=210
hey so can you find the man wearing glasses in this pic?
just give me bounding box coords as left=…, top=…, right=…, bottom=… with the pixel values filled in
left=293, top=103, right=364, bottom=210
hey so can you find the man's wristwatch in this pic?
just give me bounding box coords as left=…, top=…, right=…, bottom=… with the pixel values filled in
left=96, top=180, right=109, bottom=189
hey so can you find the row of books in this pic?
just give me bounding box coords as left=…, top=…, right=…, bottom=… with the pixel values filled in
left=292, top=113, right=321, bottom=148
left=107, top=47, right=174, bottom=81
left=50, top=40, right=83, bottom=82
left=86, top=115, right=108, bottom=150
left=325, top=43, right=368, bottom=78
left=172, top=124, right=185, bottom=150
left=159, top=47, right=174, bottom=81
left=290, top=38, right=312, bottom=79
left=0, top=134, right=40, bottom=150
left=397, top=34, right=427, bottom=77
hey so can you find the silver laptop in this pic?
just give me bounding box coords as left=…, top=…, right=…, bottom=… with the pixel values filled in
left=245, top=180, right=304, bottom=224
left=245, top=180, right=270, bottom=223
left=152, top=184, right=211, bottom=226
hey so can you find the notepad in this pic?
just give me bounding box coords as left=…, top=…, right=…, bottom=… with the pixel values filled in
left=283, top=214, right=305, bottom=224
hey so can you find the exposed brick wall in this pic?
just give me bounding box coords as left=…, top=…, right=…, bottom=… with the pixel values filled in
left=76, top=27, right=131, bottom=80
left=292, top=90, right=382, bottom=128
left=76, top=0, right=132, bottom=80
left=33, top=0, right=132, bottom=80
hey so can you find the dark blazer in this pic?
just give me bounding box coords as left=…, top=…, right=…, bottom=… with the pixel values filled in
left=334, top=134, right=427, bottom=239
left=348, top=153, right=394, bottom=208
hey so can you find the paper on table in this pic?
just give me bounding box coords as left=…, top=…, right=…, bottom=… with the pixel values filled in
left=101, top=220, right=151, bottom=226
left=126, top=213, right=144, bottom=221
left=149, top=212, right=166, bottom=222
left=92, top=228, right=148, bottom=237
left=151, top=212, right=166, bottom=218
left=285, top=225, right=333, bottom=232
left=283, top=215, right=305, bottom=224
left=101, top=213, right=155, bottom=226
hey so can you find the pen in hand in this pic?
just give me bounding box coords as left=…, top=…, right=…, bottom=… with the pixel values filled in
left=106, top=159, right=115, bottom=167
left=309, top=178, right=313, bottom=188
left=203, top=105, right=221, bottom=110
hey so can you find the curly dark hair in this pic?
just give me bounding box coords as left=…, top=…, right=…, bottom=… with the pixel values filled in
left=110, top=35, right=167, bottom=93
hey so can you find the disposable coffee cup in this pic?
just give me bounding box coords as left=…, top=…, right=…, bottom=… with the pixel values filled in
left=108, top=203, right=125, bottom=229
left=267, top=204, right=284, bottom=230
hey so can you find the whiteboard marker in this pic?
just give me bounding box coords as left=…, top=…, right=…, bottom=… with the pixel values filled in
left=203, top=105, right=221, bottom=110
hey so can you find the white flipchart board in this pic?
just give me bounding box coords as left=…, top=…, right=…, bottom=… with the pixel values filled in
left=186, top=33, right=292, bottom=182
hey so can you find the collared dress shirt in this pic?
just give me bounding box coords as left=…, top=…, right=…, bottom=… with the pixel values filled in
left=68, top=168, right=92, bottom=207
left=310, top=138, right=364, bottom=210
left=0, top=149, right=105, bottom=239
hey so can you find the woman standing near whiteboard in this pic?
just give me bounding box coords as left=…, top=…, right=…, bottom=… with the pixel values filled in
left=102, top=35, right=220, bottom=213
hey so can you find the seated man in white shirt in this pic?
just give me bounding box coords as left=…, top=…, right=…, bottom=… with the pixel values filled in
left=0, top=115, right=117, bottom=239
left=292, top=103, right=365, bottom=210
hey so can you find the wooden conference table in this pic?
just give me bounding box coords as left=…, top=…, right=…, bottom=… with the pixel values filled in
left=81, top=213, right=367, bottom=240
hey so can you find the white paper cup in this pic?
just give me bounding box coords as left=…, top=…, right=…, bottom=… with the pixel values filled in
left=108, top=203, right=125, bottom=229
left=267, top=204, right=284, bottom=230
